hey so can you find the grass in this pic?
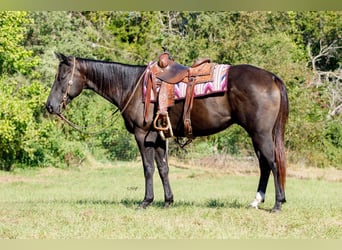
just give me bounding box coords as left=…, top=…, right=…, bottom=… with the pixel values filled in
left=0, top=159, right=341, bottom=239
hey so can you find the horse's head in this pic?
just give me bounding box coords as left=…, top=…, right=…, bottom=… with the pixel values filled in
left=46, top=53, right=85, bottom=115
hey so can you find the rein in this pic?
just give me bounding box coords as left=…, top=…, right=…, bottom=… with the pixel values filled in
left=56, top=58, right=146, bottom=135
left=56, top=109, right=121, bottom=135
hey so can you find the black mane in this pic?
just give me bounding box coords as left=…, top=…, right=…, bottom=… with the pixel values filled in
left=78, top=57, right=145, bottom=91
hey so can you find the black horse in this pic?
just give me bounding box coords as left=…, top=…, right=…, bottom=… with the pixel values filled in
left=46, top=53, right=289, bottom=212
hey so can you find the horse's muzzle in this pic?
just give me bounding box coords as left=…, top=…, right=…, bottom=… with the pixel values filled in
left=46, top=101, right=61, bottom=114
left=46, top=103, right=54, bottom=114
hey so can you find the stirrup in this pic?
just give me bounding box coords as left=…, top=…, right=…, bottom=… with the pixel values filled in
left=153, top=111, right=174, bottom=140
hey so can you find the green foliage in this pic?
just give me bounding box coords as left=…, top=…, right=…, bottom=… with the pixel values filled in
left=325, top=121, right=342, bottom=148
left=0, top=11, right=40, bottom=76
left=99, top=126, right=139, bottom=161
left=208, top=125, right=253, bottom=156
left=1, top=11, right=341, bottom=171
left=0, top=78, right=46, bottom=170
left=287, top=11, right=342, bottom=71
left=286, top=81, right=342, bottom=168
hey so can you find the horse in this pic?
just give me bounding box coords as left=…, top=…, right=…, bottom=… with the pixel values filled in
left=46, top=52, right=289, bottom=212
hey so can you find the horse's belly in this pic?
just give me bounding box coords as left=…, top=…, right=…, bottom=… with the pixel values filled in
left=169, top=96, right=232, bottom=137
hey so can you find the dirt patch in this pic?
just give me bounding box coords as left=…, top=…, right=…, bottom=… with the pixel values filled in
left=169, top=155, right=342, bottom=182
left=1, top=156, right=341, bottom=183
left=0, top=175, right=45, bottom=184
left=170, top=155, right=258, bottom=176
left=287, top=166, right=342, bottom=182
left=0, top=167, right=58, bottom=184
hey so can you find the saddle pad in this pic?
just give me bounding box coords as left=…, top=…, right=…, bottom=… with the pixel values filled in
left=143, top=64, right=230, bottom=102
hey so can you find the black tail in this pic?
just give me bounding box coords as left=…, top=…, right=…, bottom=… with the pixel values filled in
left=273, top=77, right=289, bottom=194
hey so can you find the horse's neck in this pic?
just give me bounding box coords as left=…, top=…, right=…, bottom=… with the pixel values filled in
left=82, top=60, right=144, bottom=109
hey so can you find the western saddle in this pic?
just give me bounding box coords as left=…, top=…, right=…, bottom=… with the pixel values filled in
left=144, top=48, right=216, bottom=140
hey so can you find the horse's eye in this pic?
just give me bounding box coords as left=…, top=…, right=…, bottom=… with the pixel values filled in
left=58, top=74, right=67, bottom=81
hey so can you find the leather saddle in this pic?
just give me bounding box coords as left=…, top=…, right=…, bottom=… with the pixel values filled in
left=155, top=52, right=212, bottom=84
left=144, top=49, right=215, bottom=140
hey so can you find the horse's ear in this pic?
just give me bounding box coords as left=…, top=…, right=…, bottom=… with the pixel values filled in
left=54, top=52, right=68, bottom=63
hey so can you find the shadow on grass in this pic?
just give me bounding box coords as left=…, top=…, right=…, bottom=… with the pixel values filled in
left=76, top=199, right=119, bottom=206
left=19, top=197, right=265, bottom=211
left=10, top=197, right=260, bottom=210
left=75, top=198, right=144, bottom=208
left=205, top=198, right=246, bottom=209
left=74, top=198, right=245, bottom=209
left=116, top=198, right=247, bottom=209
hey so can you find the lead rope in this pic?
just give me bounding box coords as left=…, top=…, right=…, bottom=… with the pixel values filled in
left=57, top=109, right=121, bottom=135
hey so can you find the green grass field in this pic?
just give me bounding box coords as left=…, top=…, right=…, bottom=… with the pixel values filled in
left=0, top=159, right=341, bottom=239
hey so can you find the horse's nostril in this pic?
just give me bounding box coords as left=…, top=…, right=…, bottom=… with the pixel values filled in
left=46, top=104, right=53, bottom=114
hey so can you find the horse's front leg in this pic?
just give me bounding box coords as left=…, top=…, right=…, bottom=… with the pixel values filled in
left=155, top=138, right=174, bottom=208
left=135, top=129, right=156, bottom=209
left=141, top=155, right=155, bottom=209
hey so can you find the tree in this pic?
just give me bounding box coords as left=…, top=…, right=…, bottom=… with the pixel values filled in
left=1, top=11, right=340, bottom=170
left=0, top=11, right=39, bottom=76
left=287, top=11, right=341, bottom=118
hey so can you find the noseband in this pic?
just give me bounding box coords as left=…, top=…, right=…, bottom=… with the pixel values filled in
left=60, top=57, right=77, bottom=110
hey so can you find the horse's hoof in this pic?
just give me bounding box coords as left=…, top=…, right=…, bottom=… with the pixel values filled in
left=248, top=205, right=259, bottom=210
left=136, top=204, right=146, bottom=210
left=163, top=200, right=174, bottom=208
left=138, top=200, right=152, bottom=209
left=270, top=201, right=283, bottom=213
left=270, top=207, right=282, bottom=213
left=249, top=200, right=259, bottom=209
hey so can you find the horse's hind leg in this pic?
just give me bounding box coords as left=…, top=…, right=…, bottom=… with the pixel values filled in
left=250, top=152, right=270, bottom=209
left=251, top=133, right=284, bottom=212
left=155, top=139, right=174, bottom=207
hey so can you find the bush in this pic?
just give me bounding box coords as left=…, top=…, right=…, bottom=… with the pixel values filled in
left=1, top=11, right=341, bottom=171
left=207, top=125, right=254, bottom=156
left=0, top=80, right=32, bottom=170
left=99, top=124, right=139, bottom=161
left=325, top=121, right=342, bottom=148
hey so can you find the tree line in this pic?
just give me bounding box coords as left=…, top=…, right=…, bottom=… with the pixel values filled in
left=0, top=11, right=341, bottom=170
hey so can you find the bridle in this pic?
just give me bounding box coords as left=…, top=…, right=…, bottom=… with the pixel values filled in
left=55, top=57, right=146, bottom=134
left=60, top=57, right=77, bottom=111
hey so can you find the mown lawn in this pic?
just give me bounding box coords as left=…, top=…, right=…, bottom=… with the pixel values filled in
left=0, top=160, right=341, bottom=239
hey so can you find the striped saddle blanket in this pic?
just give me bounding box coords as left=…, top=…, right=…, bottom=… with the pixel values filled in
left=143, top=64, right=230, bottom=102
